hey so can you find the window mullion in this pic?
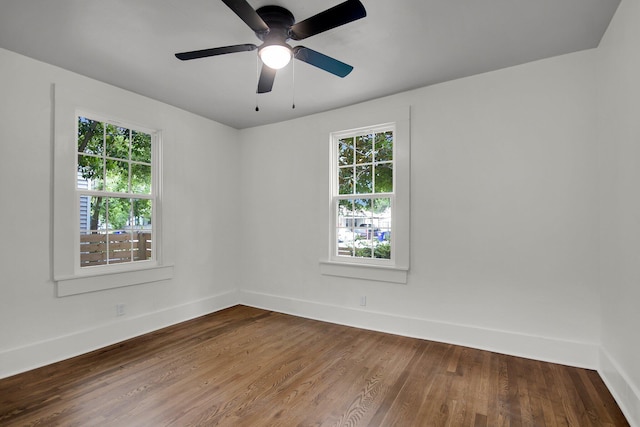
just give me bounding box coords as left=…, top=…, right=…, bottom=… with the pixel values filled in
left=104, top=197, right=110, bottom=264
left=336, top=193, right=393, bottom=200
left=129, top=198, right=134, bottom=260
left=78, top=189, right=153, bottom=199
left=371, top=133, right=376, bottom=196
left=128, top=128, right=132, bottom=194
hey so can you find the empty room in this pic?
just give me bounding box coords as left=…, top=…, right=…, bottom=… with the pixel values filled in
left=0, top=0, right=638, bottom=425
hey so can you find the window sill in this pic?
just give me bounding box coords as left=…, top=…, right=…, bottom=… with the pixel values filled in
left=319, top=260, right=408, bottom=284
left=55, top=264, right=174, bottom=297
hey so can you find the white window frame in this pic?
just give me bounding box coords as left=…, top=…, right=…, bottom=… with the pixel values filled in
left=330, top=123, right=397, bottom=266
left=75, top=112, right=159, bottom=272
left=320, top=108, right=410, bottom=284
left=53, top=84, right=173, bottom=297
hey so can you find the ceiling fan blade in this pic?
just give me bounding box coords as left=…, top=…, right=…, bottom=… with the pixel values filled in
left=293, top=46, right=354, bottom=77
left=175, top=44, right=257, bottom=60
left=257, top=64, right=277, bottom=93
left=290, top=0, right=366, bottom=41
left=221, top=0, right=269, bottom=33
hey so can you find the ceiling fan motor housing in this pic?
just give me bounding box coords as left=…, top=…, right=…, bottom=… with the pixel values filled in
left=255, top=5, right=295, bottom=44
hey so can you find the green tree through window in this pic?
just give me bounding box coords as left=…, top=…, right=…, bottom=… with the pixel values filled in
left=77, top=116, right=154, bottom=267
left=334, top=126, right=394, bottom=260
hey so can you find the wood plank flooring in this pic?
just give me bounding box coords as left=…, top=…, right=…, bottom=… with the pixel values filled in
left=0, top=305, right=629, bottom=426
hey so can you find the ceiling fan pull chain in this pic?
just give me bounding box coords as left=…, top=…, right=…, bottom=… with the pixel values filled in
left=292, top=58, right=296, bottom=109
left=255, top=53, right=260, bottom=112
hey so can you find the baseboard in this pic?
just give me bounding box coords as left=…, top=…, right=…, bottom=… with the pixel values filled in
left=599, top=348, right=640, bottom=427
left=1, top=289, right=602, bottom=382
left=239, top=290, right=599, bottom=369
left=0, top=290, right=239, bottom=379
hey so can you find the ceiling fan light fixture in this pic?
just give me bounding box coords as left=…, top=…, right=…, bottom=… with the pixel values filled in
left=259, top=44, right=292, bottom=70
left=175, top=0, right=367, bottom=93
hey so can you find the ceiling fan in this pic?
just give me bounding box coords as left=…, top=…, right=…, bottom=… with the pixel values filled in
left=175, top=0, right=367, bottom=94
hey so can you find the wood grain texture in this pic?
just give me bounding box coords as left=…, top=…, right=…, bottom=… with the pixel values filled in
left=0, top=305, right=629, bottom=426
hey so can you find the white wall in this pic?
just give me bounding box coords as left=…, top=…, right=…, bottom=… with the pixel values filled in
left=0, top=48, right=241, bottom=377
left=597, top=0, right=640, bottom=423
left=238, top=49, right=601, bottom=368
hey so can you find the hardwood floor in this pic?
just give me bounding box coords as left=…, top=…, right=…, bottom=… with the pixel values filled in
left=0, top=305, right=628, bottom=426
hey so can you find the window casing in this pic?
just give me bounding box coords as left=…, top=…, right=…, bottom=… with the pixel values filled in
left=53, top=82, right=172, bottom=297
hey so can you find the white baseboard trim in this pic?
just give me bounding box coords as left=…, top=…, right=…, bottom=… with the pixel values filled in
left=0, top=290, right=239, bottom=379
left=0, top=289, right=603, bottom=383
left=239, top=290, right=599, bottom=369
left=599, top=348, right=640, bottom=427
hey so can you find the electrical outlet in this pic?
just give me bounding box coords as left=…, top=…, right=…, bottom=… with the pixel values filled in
left=116, top=304, right=125, bottom=316
left=360, top=296, right=367, bottom=306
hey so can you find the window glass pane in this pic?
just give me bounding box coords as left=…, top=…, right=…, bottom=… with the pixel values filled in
left=338, top=137, right=354, bottom=166
left=105, top=124, right=130, bottom=160
left=79, top=196, right=107, bottom=267
left=107, top=197, right=132, bottom=232
left=356, top=134, right=373, bottom=164
left=106, top=198, right=133, bottom=261
left=353, top=199, right=373, bottom=235
left=337, top=199, right=354, bottom=228
left=353, top=198, right=371, bottom=213
left=373, top=197, right=391, bottom=259
left=338, top=167, right=353, bottom=195
left=373, top=230, right=391, bottom=259
left=131, top=163, right=151, bottom=194
left=337, top=227, right=355, bottom=257
left=337, top=199, right=355, bottom=257
left=131, top=130, right=152, bottom=163
left=77, top=154, right=104, bottom=190
left=132, top=198, right=152, bottom=261
left=354, top=199, right=375, bottom=258
left=108, top=231, right=133, bottom=264
left=78, top=117, right=104, bottom=155
left=80, top=229, right=107, bottom=267
left=79, top=195, right=91, bottom=232
left=87, top=196, right=108, bottom=232
left=374, top=162, right=393, bottom=193
left=354, top=239, right=373, bottom=258
left=105, top=159, right=129, bottom=192
left=355, top=165, right=373, bottom=194
left=337, top=236, right=355, bottom=256
left=132, top=199, right=152, bottom=229
left=375, top=131, right=393, bottom=162
left=134, top=230, right=152, bottom=261
left=373, top=197, right=391, bottom=214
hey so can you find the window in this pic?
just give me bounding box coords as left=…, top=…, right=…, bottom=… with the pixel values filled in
left=53, top=83, right=173, bottom=297
left=321, top=111, right=410, bottom=284
left=333, top=125, right=395, bottom=263
left=76, top=116, right=155, bottom=268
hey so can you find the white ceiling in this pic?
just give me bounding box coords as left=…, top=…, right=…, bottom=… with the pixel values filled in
left=0, top=0, right=620, bottom=129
